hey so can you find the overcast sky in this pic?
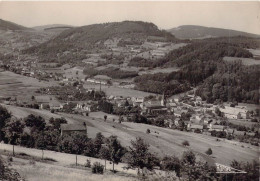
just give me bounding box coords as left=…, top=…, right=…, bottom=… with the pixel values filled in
left=0, top=1, right=259, bottom=34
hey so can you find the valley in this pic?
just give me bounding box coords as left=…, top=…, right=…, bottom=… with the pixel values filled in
left=0, top=17, right=259, bottom=181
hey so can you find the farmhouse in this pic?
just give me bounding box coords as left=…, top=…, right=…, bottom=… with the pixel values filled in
left=132, top=97, right=144, bottom=107
left=50, top=103, right=63, bottom=110
left=187, top=123, right=203, bottom=132
left=219, top=106, right=249, bottom=119
left=60, top=123, right=87, bottom=136
left=208, top=124, right=225, bottom=132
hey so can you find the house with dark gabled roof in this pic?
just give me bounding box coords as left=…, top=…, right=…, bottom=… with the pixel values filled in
left=60, top=123, right=87, bottom=136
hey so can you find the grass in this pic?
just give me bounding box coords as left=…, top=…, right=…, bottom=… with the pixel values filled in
left=0, top=71, right=57, bottom=102
left=7, top=157, right=137, bottom=181
left=2, top=104, right=259, bottom=167
left=84, top=82, right=154, bottom=98
left=223, top=56, right=260, bottom=65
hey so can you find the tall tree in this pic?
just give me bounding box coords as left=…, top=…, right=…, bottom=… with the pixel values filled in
left=0, top=105, right=11, bottom=141
left=127, top=137, right=159, bottom=173
left=106, top=136, right=125, bottom=172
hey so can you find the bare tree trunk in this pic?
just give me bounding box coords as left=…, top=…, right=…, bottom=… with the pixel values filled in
left=113, top=162, right=114, bottom=172
left=76, top=154, right=77, bottom=166
left=105, top=160, right=106, bottom=170
left=12, top=145, right=14, bottom=156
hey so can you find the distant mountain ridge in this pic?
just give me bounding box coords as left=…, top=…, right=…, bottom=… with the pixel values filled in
left=168, top=25, right=260, bottom=39
left=32, top=24, right=74, bottom=31
left=0, top=19, right=29, bottom=31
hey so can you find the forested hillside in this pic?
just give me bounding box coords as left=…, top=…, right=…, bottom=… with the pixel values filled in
left=134, top=36, right=260, bottom=104
left=168, top=25, right=260, bottom=39
left=23, top=21, right=177, bottom=63
left=196, top=62, right=259, bottom=104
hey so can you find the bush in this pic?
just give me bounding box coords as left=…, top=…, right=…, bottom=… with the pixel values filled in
left=146, top=129, right=150, bottom=134
left=205, top=148, right=213, bottom=155
left=182, top=140, right=190, bottom=146
left=92, top=162, right=104, bottom=174
left=194, top=129, right=202, bottom=134
left=85, top=159, right=91, bottom=168
left=7, top=156, right=13, bottom=162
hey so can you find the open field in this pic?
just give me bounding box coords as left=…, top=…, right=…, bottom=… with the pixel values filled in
left=223, top=56, right=260, bottom=65
left=64, top=66, right=85, bottom=80
left=2, top=104, right=259, bottom=166
left=89, top=111, right=120, bottom=122
left=139, top=67, right=180, bottom=75
left=0, top=144, right=137, bottom=178
left=248, top=49, right=260, bottom=58
left=83, top=83, right=154, bottom=98
left=0, top=71, right=57, bottom=101
left=228, top=119, right=258, bottom=128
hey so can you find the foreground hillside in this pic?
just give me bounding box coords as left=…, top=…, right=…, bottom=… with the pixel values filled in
left=0, top=150, right=137, bottom=181
left=3, top=104, right=258, bottom=166
left=168, top=25, right=260, bottom=39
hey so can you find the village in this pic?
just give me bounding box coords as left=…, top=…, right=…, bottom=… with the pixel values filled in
left=0, top=67, right=258, bottom=146
left=0, top=8, right=259, bottom=180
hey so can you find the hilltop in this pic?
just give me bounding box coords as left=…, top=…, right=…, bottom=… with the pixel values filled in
left=168, top=25, right=260, bottom=39
left=32, top=24, right=74, bottom=31
left=23, top=21, right=178, bottom=59
left=0, top=19, right=29, bottom=31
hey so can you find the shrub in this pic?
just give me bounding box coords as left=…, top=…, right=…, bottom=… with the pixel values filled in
left=85, top=159, right=91, bottom=168
left=92, top=162, right=104, bottom=174
left=182, top=140, right=190, bottom=146
left=205, top=148, right=213, bottom=155
left=146, top=129, right=150, bottom=134
left=7, top=156, right=13, bottom=162
left=194, top=129, right=201, bottom=134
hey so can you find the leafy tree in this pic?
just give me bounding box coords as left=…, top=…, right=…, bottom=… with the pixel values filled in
left=99, top=145, right=110, bottom=170
left=58, top=133, right=89, bottom=154
left=49, top=117, right=67, bottom=130
left=3, top=119, right=24, bottom=145
left=127, top=137, right=159, bottom=172
left=182, top=150, right=196, bottom=166
left=24, top=114, right=46, bottom=131
left=106, top=136, right=125, bottom=172
left=0, top=105, right=11, bottom=141
left=3, top=119, right=24, bottom=156
left=93, top=132, right=105, bottom=154
left=161, top=156, right=182, bottom=177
